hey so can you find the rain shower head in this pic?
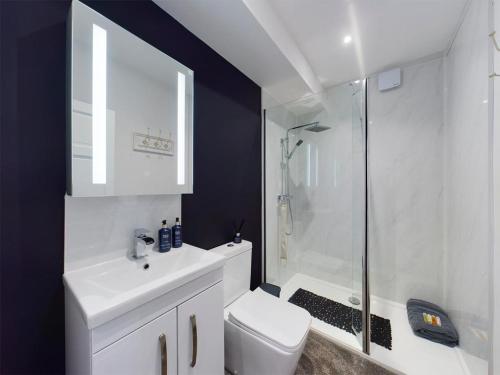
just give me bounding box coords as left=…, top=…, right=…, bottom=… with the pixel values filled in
left=304, top=123, right=331, bottom=132
left=289, top=121, right=331, bottom=133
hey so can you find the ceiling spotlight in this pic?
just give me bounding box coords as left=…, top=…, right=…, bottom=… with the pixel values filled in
left=343, top=35, right=352, bottom=44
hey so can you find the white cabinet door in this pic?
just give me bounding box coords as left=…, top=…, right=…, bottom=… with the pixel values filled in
left=93, top=308, right=177, bottom=375
left=178, top=282, right=224, bottom=375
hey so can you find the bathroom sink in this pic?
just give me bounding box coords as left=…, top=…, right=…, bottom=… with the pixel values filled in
left=63, top=244, right=225, bottom=328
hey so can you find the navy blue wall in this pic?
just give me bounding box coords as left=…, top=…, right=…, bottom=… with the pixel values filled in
left=0, top=1, right=261, bottom=373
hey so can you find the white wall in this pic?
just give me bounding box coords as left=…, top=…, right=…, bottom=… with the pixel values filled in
left=367, top=35, right=490, bottom=370
left=444, top=0, right=490, bottom=369
left=64, top=195, right=181, bottom=271
left=368, top=58, right=445, bottom=305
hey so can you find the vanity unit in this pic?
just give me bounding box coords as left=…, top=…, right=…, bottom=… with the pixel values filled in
left=63, top=245, right=225, bottom=375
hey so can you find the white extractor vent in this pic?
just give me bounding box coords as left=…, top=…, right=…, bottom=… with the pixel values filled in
left=378, top=68, right=401, bottom=91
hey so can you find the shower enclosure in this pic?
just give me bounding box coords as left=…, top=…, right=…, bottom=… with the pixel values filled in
left=264, top=19, right=490, bottom=371
left=264, top=79, right=369, bottom=353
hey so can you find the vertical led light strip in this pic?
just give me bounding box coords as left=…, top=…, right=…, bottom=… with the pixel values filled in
left=92, top=24, right=107, bottom=184
left=177, top=72, right=186, bottom=185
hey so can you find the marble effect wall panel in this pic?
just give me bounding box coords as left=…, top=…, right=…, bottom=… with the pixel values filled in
left=65, top=195, right=181, bottom=271
left=444, top=0, right=489, bottom=364
left=368, top=58, right=445, bottom=305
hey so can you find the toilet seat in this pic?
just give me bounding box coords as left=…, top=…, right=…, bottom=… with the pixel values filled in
left=227, top=288, right=311, bottom=352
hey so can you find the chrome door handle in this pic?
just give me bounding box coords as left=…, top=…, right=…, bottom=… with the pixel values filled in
left=159, top=333, right=167, bottom=375
left=190, top=314, right=198, bottom=367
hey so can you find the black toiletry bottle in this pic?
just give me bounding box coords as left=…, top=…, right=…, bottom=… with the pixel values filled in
left=158, top=220, right=171, bottom=253
left=172, top=217, right=183, bottom=248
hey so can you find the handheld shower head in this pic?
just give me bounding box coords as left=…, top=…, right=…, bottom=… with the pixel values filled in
left=287, top=139, right=303, bottom=160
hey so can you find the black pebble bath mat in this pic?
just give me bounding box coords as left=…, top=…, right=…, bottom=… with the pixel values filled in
left=288, top=288, right=392, bottom=350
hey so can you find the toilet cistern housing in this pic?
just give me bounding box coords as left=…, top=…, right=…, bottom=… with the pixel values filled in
left=211, top=240, right=252, bottom=307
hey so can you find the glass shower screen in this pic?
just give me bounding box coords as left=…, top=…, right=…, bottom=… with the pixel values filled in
left=264, top=79, right=369, bottom=354
left=351, top=79, right=369, bottom=352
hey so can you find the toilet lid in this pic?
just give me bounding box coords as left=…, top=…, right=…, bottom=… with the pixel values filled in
left=228, top=288, right=311, bottom=352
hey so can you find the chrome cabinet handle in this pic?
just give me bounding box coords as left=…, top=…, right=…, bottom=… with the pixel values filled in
left=159, top=333, right=167, bottom=375
left=190, top=315, right=198, bottom=367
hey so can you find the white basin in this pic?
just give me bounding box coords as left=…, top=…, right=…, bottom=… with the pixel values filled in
left=63, top=244, right=225, bottom=329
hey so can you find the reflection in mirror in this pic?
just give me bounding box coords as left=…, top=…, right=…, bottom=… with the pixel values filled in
left=92, top=24, right=107, bottom=185
left=69, top=0, right=193, bottom=197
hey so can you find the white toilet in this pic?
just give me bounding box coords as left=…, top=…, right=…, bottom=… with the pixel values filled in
left=212, top=240, right=311, bottom=375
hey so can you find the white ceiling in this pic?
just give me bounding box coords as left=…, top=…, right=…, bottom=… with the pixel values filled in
left=268, top=0, right=467, bottom=87
left=154, top=0, right=468, bottom=105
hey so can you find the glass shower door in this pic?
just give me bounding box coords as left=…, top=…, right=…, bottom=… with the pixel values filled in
left=265, top=80, right=370, bottom=355
left=351, top=79, right=369, bottom=353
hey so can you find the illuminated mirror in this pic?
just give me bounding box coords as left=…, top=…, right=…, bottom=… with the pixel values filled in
left=68, top=0, right=193, bottom=196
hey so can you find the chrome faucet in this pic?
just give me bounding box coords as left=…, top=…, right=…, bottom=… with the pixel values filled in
left=134, top=228, right=154, bottom=259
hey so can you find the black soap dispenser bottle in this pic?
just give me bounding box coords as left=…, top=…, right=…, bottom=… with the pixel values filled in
left=158, top=220, right=171, bottom=253
left=172, top=217, right=183, bottom=248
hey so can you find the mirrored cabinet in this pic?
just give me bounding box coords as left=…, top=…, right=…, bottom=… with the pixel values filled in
left=68, top=0, right=194, bottom=196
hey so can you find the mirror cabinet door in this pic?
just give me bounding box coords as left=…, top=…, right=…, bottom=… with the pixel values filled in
left=69, top=0, right=193, bottom=196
